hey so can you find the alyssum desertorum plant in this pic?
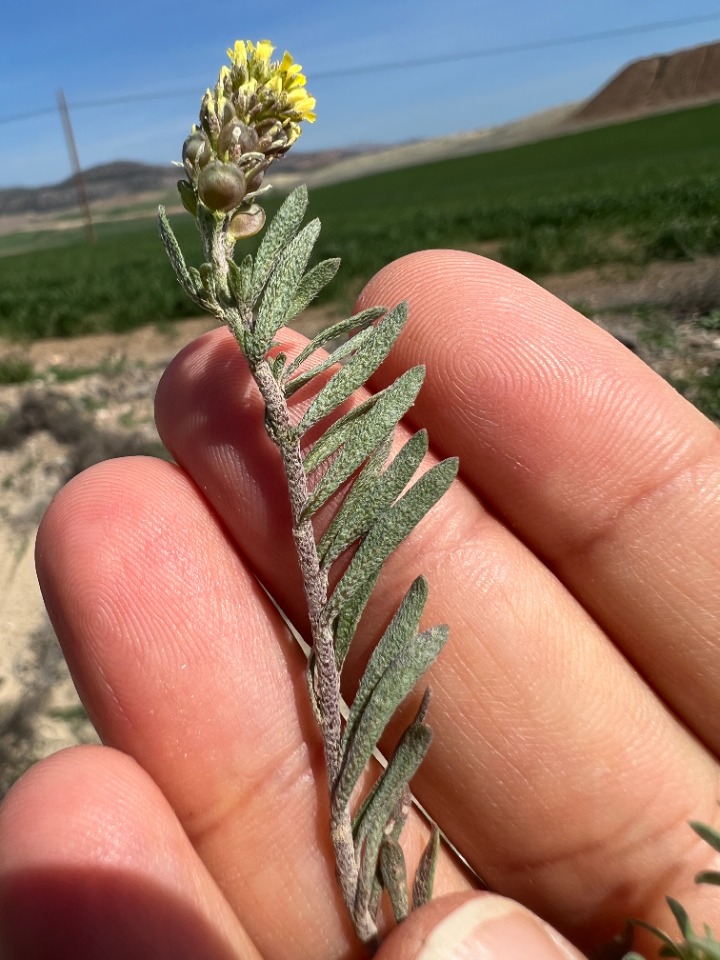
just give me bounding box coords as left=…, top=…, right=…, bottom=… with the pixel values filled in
left=158, top=38, right=720, bottom=960
left=158, top=39, right=457, bottom=947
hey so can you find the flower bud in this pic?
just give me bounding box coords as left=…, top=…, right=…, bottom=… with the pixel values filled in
left=217, top=120, right=260, bottom=162
left=182, top=131, right=212, bottom=176
left=177, top=179, right=198, bottom=216
left=197, top=160, right=247, bottom=212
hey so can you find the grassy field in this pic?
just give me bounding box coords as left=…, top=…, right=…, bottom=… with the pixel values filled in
left=1, top=102, right=720, bottom=340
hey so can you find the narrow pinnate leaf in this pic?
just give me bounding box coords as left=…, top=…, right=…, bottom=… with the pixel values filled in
left=250, top=184, right=308, bottom=301
left=352, top=705, right=433, bottom=921
left=228, top=253, right=254, bottom=307
left=286, top=257, right=341, bottom=323
left=301, top=368, right=425, bottom=519
left=254, top=219, right=321, bottom=354
left=334, top=570, right=381, bottom=671
left=297, top=302, right=409, bottom=433
left=334, top=626, right=446, bottom=810
left=328, top=457, right=459, bottom=617
left=158, top=207, right=205, bottom=306
left=285, top=306, right=387, bottom=380
left=667, top=898, right=692, bottom=938
left=379, top=838, right=409, bottom=922
left=412, top=826, right=440, bottom=910
left=284, top=326, right=376, bottom=398
left=690, top=820, right=720, bottom=854
left=695, top=870, right=720, bottom=886
left=344, top=577, right=428, bottom=752
left=319, top=430, right=429, bottom=568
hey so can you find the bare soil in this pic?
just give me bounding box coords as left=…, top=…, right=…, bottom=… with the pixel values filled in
left=0, top=259, right=719, bottom=795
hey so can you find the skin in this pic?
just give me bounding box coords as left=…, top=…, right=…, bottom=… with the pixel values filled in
left=0, top=249, right=718, bottom=960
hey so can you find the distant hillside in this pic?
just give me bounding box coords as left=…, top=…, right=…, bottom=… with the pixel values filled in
left=572, top=40, right=720, bottom=123
left=0, top=149, right=376, bottom=217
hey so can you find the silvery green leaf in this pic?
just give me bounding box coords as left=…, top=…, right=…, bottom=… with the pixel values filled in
left=691, top=821, right=720, bottom=854
left=328, top=457, right=458, bottom=617
left=319, top=430, right=428, bottom=568
left=254, top=219, right=321, bottom=355
left=285, top=306, right=386, bottom=380
left=303, top=390, right=382, bottom=475
left=334, top=627, right=445, bottom=810
left=284, top=326, right=376, bottom=398
left=250, top=184, right=308, bottom=301
left=158, top=207, right=204, bottom=306
left=344, top=577, right=428, bottom=753
left=272, top=352, right=287, bottom=381
left=696, top=871, right=720, bottom=886
left=228, top=253, right=254, bottom=307
left=351, top=694, right=431, bottom=834
left=379, top=838, right=409, bottom=922
left=667, top=898, right=692, bottom=938
left=334, top=569, right=381, bottom=670
left=351, top=712, right=432, bottom=918
left=285, top=258, right=341, bottom=324
left=300, top=368, right=425, bottom=520
left=296, top=302, right=409, bottom=433
left=412, top=825, right=440, bottom=910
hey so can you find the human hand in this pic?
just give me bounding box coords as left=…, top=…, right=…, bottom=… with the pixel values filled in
left=0, top=251, right=718, bottom=959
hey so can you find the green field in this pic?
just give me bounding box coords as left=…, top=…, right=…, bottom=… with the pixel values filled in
left=1, top=102, right=720, bottom=340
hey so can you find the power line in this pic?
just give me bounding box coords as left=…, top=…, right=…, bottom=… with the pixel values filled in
left=2, top=12, right=720, bottom=126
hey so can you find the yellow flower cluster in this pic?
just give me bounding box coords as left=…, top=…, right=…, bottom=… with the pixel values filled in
left=179, top=40, right=316, bottom=230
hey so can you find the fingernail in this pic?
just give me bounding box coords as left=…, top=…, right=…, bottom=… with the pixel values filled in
left=416, top=896, right=585, bottom=960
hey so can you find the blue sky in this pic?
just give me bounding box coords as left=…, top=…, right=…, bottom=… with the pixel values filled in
left=2, top=1, right=720, bottom=188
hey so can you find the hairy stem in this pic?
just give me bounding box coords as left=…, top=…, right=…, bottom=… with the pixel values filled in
left=232, top=328, right=375, bottom=940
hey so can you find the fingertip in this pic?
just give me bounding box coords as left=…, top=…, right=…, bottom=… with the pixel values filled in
left=376, top=894, right=587, bottom=960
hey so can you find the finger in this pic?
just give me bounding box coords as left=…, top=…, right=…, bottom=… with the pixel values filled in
left=0, top=745, right=255, bottom=960
left=375, top=893, right=588, bottom=960
left=35, top=457, right=471, bottom=960
left=153, top=309, right=720, bottom=954
left=358, top=250, right=720, bottom=752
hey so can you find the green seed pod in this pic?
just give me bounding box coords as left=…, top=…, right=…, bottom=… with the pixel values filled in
left=197, top=160, right=247, bottom=212
left=217, top=120, right=261, bottom=162
left=227, top=203, right=266, bottom=239
left=177, top=179, right=198, bottom=216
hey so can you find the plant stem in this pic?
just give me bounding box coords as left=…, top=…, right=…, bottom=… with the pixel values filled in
left=233, top=333, right=376, bottom=942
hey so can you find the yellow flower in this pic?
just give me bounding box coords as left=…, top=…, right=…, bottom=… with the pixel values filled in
left=182, top=40, right=316, bottom=220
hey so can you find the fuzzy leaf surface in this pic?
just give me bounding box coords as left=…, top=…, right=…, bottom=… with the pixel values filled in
left=351, top=711, right=433, bottom=918
left=328, top=457, right=458, bottom=617
left=249, top=184, right=308, bottom=302
left=228, top=253, right=254, bottom=307
left=158, top=207, right=204, bottom=307
left=301, top=368, right=424, bottom=519
left=412, top=826, right=441, bottom=909
left=297, top=302, right=409, bottom=433
left=254, top=218, right=321, bottom=355
left=319, top=430, right=428, bottom=568
left=335, top=626, right=446, bottom=810
left=334, top=570, right=381, bottom=670
left=379, top=838, right=409, bottom=922
left=285, top=258, right=341, bottom=324
left=343, top=577, right=428, bottom=752
left=284, top=327, right=376, bottom=398
left=285, top=306, right=387, bottom=380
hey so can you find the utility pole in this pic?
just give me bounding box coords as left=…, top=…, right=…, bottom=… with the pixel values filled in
left=56, top=88, right=95, bottom=244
